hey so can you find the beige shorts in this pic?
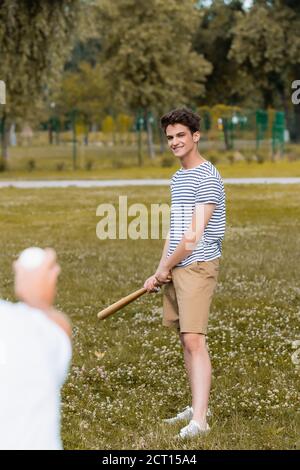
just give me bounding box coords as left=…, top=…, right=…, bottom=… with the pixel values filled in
left=162, top=258, right=220, bottom=335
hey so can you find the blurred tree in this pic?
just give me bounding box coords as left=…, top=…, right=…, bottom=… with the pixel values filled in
left=229, top=0, right=300, bottom=139
left=64, top=38, right=102, bottom=72
left=96, top=0, right=212, bottom=162
left=116, top=114, right=134, bottom=144
left=0, top=0, right=82, bottom=162
left=102, top=115, right=116, bottom=144
left=64, top=0, right=101, bottom=71
left=57, top=62, right=110, bottom=144
left=194, top=0, right=245, bottom=105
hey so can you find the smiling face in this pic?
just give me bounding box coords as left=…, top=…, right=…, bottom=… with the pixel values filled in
left=166, top=123, right=200, bottom=160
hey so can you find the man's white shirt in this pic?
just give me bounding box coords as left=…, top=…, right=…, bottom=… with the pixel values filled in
left=0, top=300, right=71, bottom=450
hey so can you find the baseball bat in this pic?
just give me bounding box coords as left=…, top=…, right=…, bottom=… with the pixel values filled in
left=97, top=287, right=148, bottom=320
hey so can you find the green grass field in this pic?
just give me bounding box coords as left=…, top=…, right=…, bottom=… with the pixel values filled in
left=0, top=143, right=300, bottom=179
left=0, top=184, right=299, bottom=449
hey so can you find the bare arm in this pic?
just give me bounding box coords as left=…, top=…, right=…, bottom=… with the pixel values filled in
left=144, top=232, right=170, bottom=292
left=157, top=231, right=170, bottom=269
left=46, top=308, right=72, bottom=339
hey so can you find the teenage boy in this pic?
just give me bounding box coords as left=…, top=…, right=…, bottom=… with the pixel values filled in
left=144, top=108, right=226, bottom=438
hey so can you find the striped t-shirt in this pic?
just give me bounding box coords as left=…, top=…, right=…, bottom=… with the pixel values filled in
left=167, top=160, right=226, bottom=267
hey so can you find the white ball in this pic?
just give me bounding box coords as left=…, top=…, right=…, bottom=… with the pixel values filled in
left=18, top=247, right=46, bottom=270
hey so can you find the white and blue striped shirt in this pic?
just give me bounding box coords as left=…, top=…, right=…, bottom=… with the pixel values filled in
left=167, top=160, right=226, bottom=267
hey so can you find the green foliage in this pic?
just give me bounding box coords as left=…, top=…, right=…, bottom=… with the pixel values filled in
left=1, top=0, right=299, bottom=141
left=65, top=38, right=102, bottom=72
left=58, top=62, right=110, bottom=123
left=102, top=116, right=116, bottom=134
left=0, top=0, right=82, bottom=121
left=194, top=0, right=244, bottom=105
left=96, top=0, right=212, bottom=113
left=116, top=114, right=134, bottom=134
left=195, top=0, right=300, bottom=144
left=0, top=0, right=85, bottom=161
left=229, top=1, right=300, bottom=108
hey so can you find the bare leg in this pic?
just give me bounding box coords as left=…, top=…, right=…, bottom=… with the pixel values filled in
left=180, top=332, right=211, bottom=425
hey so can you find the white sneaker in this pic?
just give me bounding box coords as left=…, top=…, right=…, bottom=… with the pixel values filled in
left=163, top=406, right=211, bottom=424
left=178, top=419, right=210, bottom=439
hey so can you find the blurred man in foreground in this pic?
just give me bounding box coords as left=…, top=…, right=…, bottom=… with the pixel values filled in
left=0, top=248, right=72, bottom=450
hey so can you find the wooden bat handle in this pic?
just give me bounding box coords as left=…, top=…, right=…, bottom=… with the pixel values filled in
left=97, top=287, right=148, bottom=320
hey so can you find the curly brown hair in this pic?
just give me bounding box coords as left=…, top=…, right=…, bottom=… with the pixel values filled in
left=160, top=108, right=201, bottom=135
